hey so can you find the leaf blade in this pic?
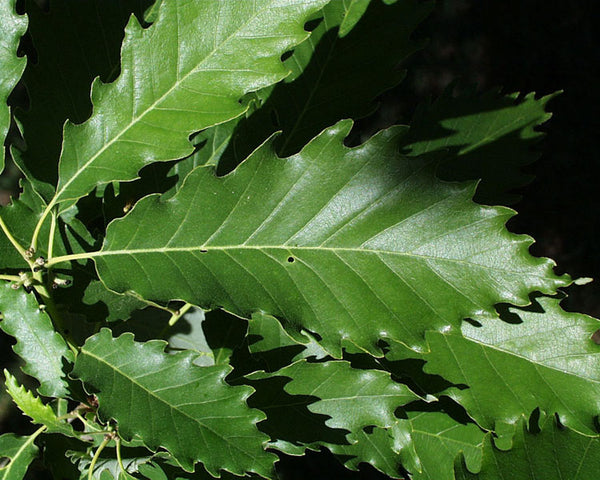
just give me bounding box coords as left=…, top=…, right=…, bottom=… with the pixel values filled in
left=53, top=0, right=328, bottom=206
left=0, top=0, right=27, bottom=172
left=72, top=329, right=276, bottom=476
left=396, top=297, right=600, bottom=434
left=95, top=122, right=567, bottom=356
left=0, top=283, right=73, bottom=397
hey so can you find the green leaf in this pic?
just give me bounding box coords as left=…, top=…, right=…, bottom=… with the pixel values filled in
left=94, top=121, right=567, bottom=357
left=72, top=329, right=276, bottom=476
left=327, top=425, right=403, bottom=478
left=455, top=418, right=600, bottom=480
left=0, top=433, right=40, bottom=480
left=0, top=179, right=95, bottom=270
left=0, top=0, right=27, bottom=172
left=51, top=0, right=328, bottom=207
left=13, top=0, right=151, bottom=200
left=245, top=359, right=419, bottom=477
left=334, top=0, right=373, bottom=37
left=404, top=88, right=557, bottom=205
left=394, top=410, right=484, bottom=480
left=0, top=283, right=73, bottom=397
left=397, top=297, right=600, bottom=435
left=250, top=360, right=420, bottom=439
left=213, top=0, right=431, bottom=173
left=3, top=370, right=74, bottom=436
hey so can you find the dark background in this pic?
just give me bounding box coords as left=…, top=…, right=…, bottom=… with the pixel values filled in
left=1, top=0, right=599, bottom=478
left=283, top=0, right=600, bottom=477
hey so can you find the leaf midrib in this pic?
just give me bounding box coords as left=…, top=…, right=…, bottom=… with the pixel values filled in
left=94, top=244, right=546, bottom=278
left=447, top=333, right=600, bottom=385
left=80, top=346, right=261, bottom=460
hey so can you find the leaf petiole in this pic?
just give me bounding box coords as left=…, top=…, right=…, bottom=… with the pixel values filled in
left=88, top=434, right=113, bottom=480
left=45, top=251, right=100, bottom=268
left=30, top=198, right=57, bottom=253
left=47, top=208, right=58, bottom=263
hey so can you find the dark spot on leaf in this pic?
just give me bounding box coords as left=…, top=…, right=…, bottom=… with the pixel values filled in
left=287, top=256, right=295, bottom=263
left=592, top=329, right=600, bottom=345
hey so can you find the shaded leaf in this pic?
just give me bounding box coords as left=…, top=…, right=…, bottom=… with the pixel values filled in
left=72, top=329, right=276, bottom=476
left=455, top=417, right=600, bottom=480
left=0, top=283, right=73, bottom=397
left=246, top=360, right=419, bottom=477
left=51, top=0, right=328, bottom=207
left=0, top=0, right=27, bottom=172
left=93, top=121, right=567, bottom=357
left=215, top=0, right=432, bottom=173
left=14, top=0, right=152, bottom=200
left=251, top=360, right=420, bottom=438
left=394, top=410, right=484, bottom=480
left=403, top=88, right=557, bottom=205
left=0, top=179, right=95, bottom=270
left=395, top=297, right=600, bottom=435
left=327, top=426, right=402, bottom=478
left=0, top=433, right=39, bottom=480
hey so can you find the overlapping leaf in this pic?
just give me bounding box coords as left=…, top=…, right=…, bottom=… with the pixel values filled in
left=72, top=329, right=276, bottom=476
left=91, top=121, right=567, bottom=356
left=455, top=418, right=600, bottom=480
left=0, top=180, right=93, bottom=269
left=249, top=360, right=420, bottom=441
left=206, top=0, right=431, bottom=174
left=13, top=0, right=152, bottom=200
left=0, top=0, right=26, bottom=172
left=50, top=0, right=328, bottom=208
left=394, top=410, right=484, bottom=480
left=0, top=433, right=39, bottom=480
left=3, top=370, right=74, bottom=436
left=0, top=283, right=73, bottom=397
left=390, top=297, right=600, bottom=435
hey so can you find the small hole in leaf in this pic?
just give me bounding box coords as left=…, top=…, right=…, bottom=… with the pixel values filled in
left=287, top=257, right=295, bottom=263
left=200, top=249, right=207, bottom=253
left=592, top=329, right=600, bottom=345
left=281, top=50, right=294, bottom=62
left=0, top=457, right=11, bottom=468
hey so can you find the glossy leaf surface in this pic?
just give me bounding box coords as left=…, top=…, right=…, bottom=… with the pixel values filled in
left=72, top=329, right=276, bottom=476
left=52, top=0, right=328, bottom=206
left=401, top=298, right=600, bottom=434
left=95, top=121, right=567, bottom=356
left=0, top=0, right=26, bottom=171
left=0, top=284, right=73, bottom=397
